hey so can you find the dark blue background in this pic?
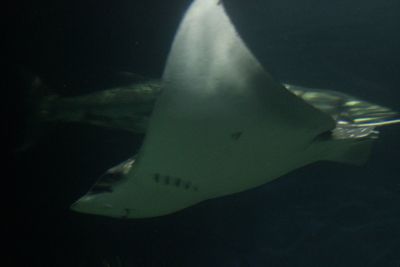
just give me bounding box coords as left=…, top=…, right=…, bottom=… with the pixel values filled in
left=12, top=0, right=400, bottom=266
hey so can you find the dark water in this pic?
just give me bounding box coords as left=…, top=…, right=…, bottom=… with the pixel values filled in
left=12, top=0, right=399, bottom=266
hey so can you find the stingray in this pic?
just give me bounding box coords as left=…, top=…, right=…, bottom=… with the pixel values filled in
left=71, top=0, right=398, bottom=218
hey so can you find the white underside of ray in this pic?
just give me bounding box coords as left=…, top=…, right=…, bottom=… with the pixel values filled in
left=72, top=0, right=340, bottom=218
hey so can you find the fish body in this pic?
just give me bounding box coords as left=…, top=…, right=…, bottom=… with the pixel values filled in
left=69, top=0, right=399, bottom=219
left=40, top=80, right=161, bottom=133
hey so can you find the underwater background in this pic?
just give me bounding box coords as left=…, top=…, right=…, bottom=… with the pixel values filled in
left=12, top=0, right=399, bottom=266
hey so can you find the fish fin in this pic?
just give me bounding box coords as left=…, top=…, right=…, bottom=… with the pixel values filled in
left=71, top=0, right=336, bottom=218
left=284, top=83, right=400, bottom=128
left=319, top=138, right=373, bottom=166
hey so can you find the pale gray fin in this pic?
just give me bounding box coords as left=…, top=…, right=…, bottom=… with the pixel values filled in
left=71, top=0, right=336, bottom=218
left=314, top=138, right=374, bottom=166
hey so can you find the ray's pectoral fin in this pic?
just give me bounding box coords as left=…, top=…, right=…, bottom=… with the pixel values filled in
left=72, top=0, right=336, bottom=218
left=71, top=0, right=377, bottom=219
